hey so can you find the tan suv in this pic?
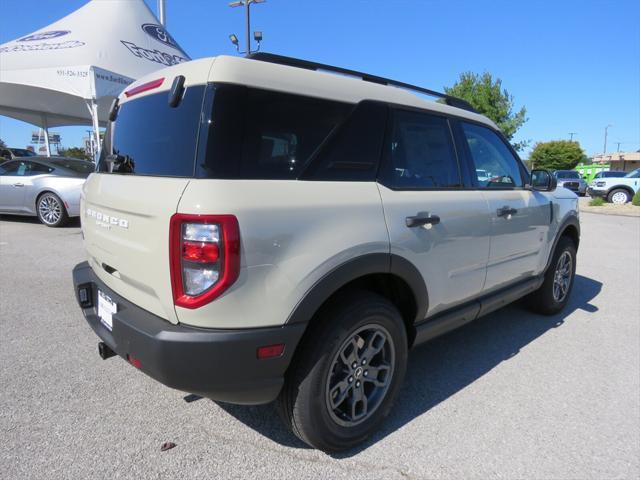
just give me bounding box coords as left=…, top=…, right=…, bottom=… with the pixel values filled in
left=72, top=53, right=580, bottom=451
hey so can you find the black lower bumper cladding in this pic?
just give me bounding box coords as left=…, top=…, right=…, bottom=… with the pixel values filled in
left=72, top=262, right=305, bottom=405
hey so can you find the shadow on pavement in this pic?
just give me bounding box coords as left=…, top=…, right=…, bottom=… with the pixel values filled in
left=0, top=214, right=80, bottom=228
left=215, top=274, right=602, bottom=454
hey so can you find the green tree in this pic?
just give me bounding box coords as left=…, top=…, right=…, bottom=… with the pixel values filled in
left=444, top=72, right=528, bottom=151
left=529, top=140, right=585, bottom=170
left=59, top=146, right=89, bottom=160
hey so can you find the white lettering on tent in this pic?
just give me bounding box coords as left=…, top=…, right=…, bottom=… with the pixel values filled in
left=0, top=41, right=85, bottom=53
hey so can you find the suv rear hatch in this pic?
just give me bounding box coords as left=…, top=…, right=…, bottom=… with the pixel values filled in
left=83, top=81, right=207, bottom=323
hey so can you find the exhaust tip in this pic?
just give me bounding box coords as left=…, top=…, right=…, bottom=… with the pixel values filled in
left=98, top=342, right=116, bottom=360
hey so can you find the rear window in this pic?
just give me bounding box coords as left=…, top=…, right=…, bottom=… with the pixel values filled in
left=98, top=85, right=206, bottom=176
left=50, top=159, right=94, bottom=175
left=199, top=85, right=351, bottom=179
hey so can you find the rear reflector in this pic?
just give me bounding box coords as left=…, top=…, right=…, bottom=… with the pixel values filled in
left=257, top=344, right=285, bottom=360
left=127, top=354, right=142, bottom=369
left=124, top=77, right=165, bottom=97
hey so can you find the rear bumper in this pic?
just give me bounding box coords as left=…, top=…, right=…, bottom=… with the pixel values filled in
left=72, top=261, right=305, bottom=404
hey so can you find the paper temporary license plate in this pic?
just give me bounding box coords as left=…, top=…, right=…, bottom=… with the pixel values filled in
left=97, top=290, right=117, bottom=331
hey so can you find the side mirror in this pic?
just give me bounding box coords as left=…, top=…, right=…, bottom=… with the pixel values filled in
left=530, top=169, right=557, bottom=192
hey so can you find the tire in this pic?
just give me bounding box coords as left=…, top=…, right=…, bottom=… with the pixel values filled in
left=36, top=192, right=69, bottom=227
left=277, top=291, right=408, bottom=452
left=525, top=236, right=577, bottom=315
left=608, top=188, right=631, bottom=204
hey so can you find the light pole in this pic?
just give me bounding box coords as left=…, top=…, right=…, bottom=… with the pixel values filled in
left=568, top=132, right=577, bottom=141
left=228, top=0, right=265, bottom=55
left=603, top=124, right=612, bottom=154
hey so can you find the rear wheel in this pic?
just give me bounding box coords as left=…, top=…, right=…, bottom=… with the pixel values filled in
left=608, top=188, right=631, bottom=204
left=37, top=192, right=68, bottom=227
left=525, top=236, right=576, bottom=315
left=278, top=291, right=408, bottom=452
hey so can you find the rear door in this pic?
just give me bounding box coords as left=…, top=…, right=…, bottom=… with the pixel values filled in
left=456, top=121, right=551, bottom=291
left=377, top=108, right=491, bottom=317
left=85, top=84, right=206, bottom=324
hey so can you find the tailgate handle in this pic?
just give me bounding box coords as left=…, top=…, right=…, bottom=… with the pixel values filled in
left=102, top=263, right=120, bottom=278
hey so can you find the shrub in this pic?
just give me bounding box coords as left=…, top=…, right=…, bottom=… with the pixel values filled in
left=589, top=197, right=605, bottom=207
left=529, top=140, right=585, bottom=170
left=632, top=190, right=640, bottom=206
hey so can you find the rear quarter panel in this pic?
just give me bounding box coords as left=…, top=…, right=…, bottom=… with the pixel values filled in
left=29, top=176, right=86, bottom=217
left=175, top=180, right=390, bottom=329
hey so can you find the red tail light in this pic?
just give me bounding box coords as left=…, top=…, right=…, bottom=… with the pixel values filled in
left=124, top=77, right=165, bottom=97
left=169, top=214, right=240, bottom=309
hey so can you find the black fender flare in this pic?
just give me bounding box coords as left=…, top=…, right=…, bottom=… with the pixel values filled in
left=544, top=214, right=580, bottom=272
left=285, top=253, right=428, bottom=326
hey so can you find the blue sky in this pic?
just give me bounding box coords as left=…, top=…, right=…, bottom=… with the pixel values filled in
left=1, top=0, right=639, bottom=158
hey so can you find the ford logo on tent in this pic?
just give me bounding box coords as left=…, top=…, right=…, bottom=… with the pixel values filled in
left=142, top=24, right=180, bottom=50
left=18, top=30, right=70, bottom=42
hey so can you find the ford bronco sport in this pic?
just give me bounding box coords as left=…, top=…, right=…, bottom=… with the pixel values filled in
left=72, top=53, right=580, bottom=452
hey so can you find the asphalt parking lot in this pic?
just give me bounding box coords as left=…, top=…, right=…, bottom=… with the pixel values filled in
left=1, top=212, right=638, bottom=480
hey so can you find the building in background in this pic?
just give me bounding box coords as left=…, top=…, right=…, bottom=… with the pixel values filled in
left=592, top=151, right=640, bottom=172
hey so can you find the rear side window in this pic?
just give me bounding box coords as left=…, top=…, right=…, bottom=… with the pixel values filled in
left=461, top=122, right=524, bottom=188
left=302, top=101, right=387, bottom=181
left=379, top=109, right=461, bottom=189
left=200, top=85, right=351, bottom=179
left=27, top=162, right=53, bottom=175
left=50, top=160, right=94, bottom=176
left=98, top=85, right=206, bottom=176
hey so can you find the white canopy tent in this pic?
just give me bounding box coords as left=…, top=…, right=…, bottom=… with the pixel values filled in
left=0, top=0, right=190, bottom=157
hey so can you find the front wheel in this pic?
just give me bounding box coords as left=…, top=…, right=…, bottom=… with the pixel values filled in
left=525, top=236, right=577, bottom=315
left=278, top=291, right=408, bottom=452
left=37, top=192, right=69, bottom=227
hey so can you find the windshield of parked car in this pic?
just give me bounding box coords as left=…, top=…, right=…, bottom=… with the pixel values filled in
left=49, top=159, right=95, bottom=176
left=10, top=148, right=37, bottom=157
left=624, top=169, right=640, bottom=178
left=556, top=171, right=579, bottom=179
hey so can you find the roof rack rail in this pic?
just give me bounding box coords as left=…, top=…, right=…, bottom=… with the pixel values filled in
left=246, top=52, right=478, bottom=113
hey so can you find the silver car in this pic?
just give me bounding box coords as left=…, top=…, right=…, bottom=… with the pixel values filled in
left=553, top=170, right=588, bottom=196
left=0, top=156, right=93, bottom=227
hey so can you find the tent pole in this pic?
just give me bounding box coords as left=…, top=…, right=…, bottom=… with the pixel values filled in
left=158, top=0, right=166, bottom=26
left=90, top=100, right=101, bottom=161
left=42, top=116, right=51, bottom=157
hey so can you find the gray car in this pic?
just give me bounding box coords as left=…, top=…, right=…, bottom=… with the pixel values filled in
left=0, top=156, right=93, bottom=227
left=553, top=170, right=587, bottom=196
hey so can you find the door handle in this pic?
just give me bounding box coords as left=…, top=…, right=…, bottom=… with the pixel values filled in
left=497, top=206, right=517, bottom=217
left=406, top=214, right=441, bottom=228
left=12, top=183, right=24, bottom=187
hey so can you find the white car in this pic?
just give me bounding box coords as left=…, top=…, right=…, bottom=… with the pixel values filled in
left=588, top=168, right=640, bottom=204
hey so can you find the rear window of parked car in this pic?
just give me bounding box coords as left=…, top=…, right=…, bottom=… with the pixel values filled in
left=50, top=160, right=94, bottom=175
left=97, top=85, right=206, bottom=176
